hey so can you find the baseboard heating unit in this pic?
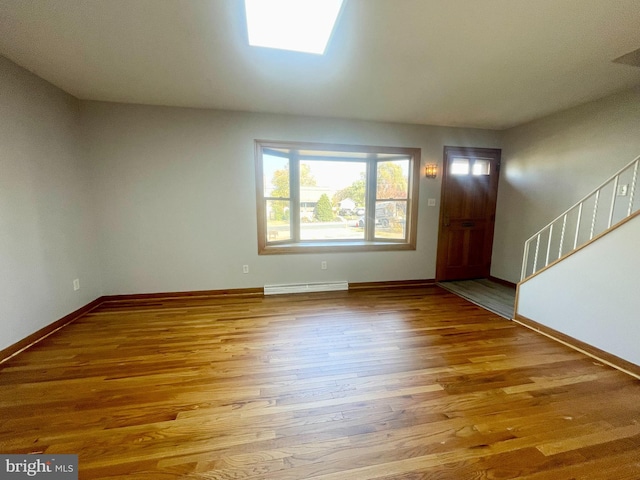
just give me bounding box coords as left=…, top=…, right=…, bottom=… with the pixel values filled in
left=264, top=281, right=349, bottom=296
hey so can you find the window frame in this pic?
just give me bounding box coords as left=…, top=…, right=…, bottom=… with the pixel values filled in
left=255, top=140, right=421, bottom=254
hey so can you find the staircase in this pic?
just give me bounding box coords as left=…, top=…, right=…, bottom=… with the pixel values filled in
left=515, top=154, right=640, bottom=376
left=520, top=154, right=640, bottom=281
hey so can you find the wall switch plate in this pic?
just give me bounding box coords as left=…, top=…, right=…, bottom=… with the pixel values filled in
left=428, top=198, right=437, bottom=207
left=242, top=265, right=249, bottom=274
left=73, top=279, right=80, bottom=291
left=617, top=184, right=629, bottom=196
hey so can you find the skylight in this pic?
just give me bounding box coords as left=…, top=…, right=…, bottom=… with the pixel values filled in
left=244, top=0, right=344, bottom=55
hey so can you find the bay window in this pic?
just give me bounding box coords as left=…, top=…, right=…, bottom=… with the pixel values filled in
left=255, top=140, right=421, bottom=254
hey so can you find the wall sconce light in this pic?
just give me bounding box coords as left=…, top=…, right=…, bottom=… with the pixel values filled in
left=425, top=164, right=437, bottom=179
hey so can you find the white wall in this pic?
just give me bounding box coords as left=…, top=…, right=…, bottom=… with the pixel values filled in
left=0, top=56, right=100, bottom=351
left=517, top=215, right=640, bottom=366
left=81, top=101, right=501, bottom=295
left=492, top=86, right=640, bottom=283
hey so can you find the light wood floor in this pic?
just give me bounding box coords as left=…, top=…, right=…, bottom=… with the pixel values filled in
left=1, top=286, right=639, bottom=479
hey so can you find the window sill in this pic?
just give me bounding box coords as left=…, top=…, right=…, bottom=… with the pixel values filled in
left=259, top=240, right=416, bottom=255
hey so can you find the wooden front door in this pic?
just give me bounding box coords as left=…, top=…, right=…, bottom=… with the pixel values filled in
left=436, top=147, right=501, bottom=281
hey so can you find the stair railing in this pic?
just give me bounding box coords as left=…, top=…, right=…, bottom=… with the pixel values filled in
left=521, top=154, right=640, bottom=281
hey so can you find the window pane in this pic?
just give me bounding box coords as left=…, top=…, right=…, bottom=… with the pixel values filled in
left=264, top=153, right=289, bottom=198
left=266, top=200, right=291, bottom=241
left=299, top=159, right=366, bottom=240
left=301, top=221, right=365, bottom=240
left=298, top=149, right=368, bottom=159
left=451, top=158, right=470, bottom=175
left=375, top=200, right=407, bottom=239
left=377, top=159, right=409, bottom=199
left=472, top=159, right=491, bottom=175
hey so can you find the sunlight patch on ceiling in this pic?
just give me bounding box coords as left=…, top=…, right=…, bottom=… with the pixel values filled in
left=244, top=0, right=344, bottom=55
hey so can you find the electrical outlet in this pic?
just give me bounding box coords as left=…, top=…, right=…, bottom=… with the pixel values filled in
left=321, top=261, right=327, bottom=270
left=73, top=279, right=80, bottom=291
left=242, top=265, right=249, bottom=274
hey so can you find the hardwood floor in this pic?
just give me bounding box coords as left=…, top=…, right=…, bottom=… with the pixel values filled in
left=1, top=286, right=639, bottom=479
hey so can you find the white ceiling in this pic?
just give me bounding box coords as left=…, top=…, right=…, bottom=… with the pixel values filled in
left=1, top=0, right=640, bottom=129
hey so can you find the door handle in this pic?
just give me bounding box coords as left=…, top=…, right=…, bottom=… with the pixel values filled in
left=461, top=221, right=475, bottom=227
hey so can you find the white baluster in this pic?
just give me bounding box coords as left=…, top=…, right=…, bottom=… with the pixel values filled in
left=533, top=235, right=541, bottom=274
left=590, top=191, right=600, bottom=240
left=574, top=203, right=583, bottom=249
left=608, top=175, right=619, bottom=229
left=521, top=242, right=530, bottom=281
left=545, top=225, right=553, bottom=267
left=628, top=160, right=638, bottom=217
left=558, top=214, right=567, bottom=259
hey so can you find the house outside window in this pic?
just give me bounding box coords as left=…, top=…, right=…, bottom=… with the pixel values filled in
left=255, top=140, right=421, bottom=254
